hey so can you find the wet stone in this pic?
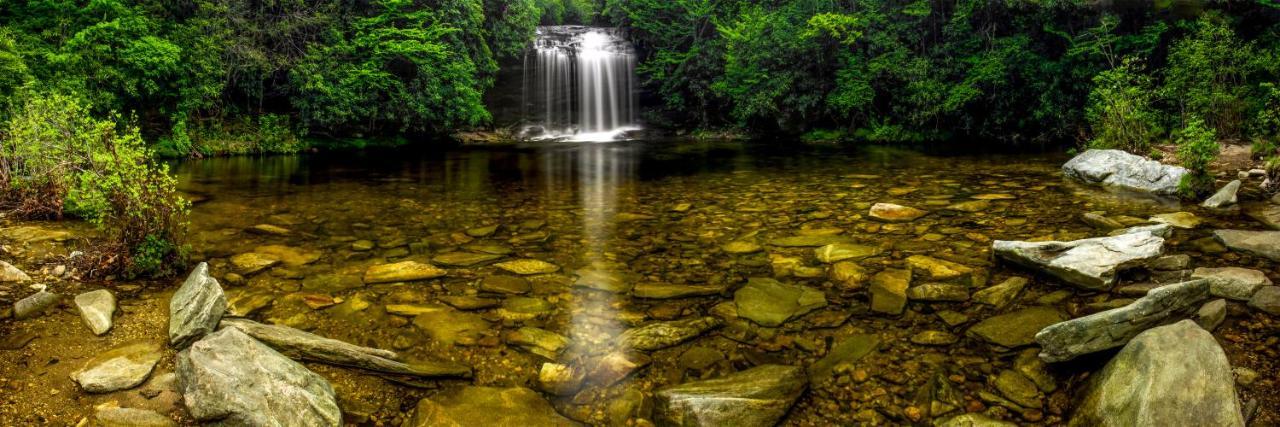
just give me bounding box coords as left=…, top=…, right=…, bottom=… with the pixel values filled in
left=168, top=263, right=227, bottom=349
left=655, top=364, right=807, bottom=427
left=71, top=341, right=162, bottom=393
left=814, top=243, right=880, bottom=263
left=994, top=370, right=1041, bottom=408
left=14, top=289, right=60, bottom=320
left=0, top=261, right=31, bottom=282
left=1197, top=299, right=1227, bottom=331
left=869, top=203, right=927, bottom=222
left=910, top=330, right=958, bottom=346
left=618, top=316, right=722, bottom=351
left=633, top=282, right=726, bottom=299
left=480, top=275, right=531, bottom=294
left=411, top=386, right=579, bottom=426
left=438, top=295, right=500, bottom=310
left=1035, top=280, right=1210, bottom=363
left=1149, top=254, right=1191, bottom=271
left=229, top=252, right=280, bottom=275
left=363, top=261, right=446, bottom=284
left=90, top=406, right=176, bottom=427
left=722, top=240, right=763, bottom=254
left=906, top=255, right=973, bottom=281
left=74, top=289, right=116, bottom=335
left=732, top=278, right=827, bottom=327
left=967, top=306, right=1065, bottom=348
left=573, top=268, right=631, bottom=293
left=495, top=259, right=560, bottom=275
left=828, top=262, right=868, bottom=289
left=907, top=283, right=969, bottom=302
left=1149, top=212, right=1202, bottom=229
left=870, top=269, right=910, bottom=315
left=432, top=251, right=503, bottom=267
left=1191, top=267, right=1271, bottom=300
left=413, top=307, right=490, bottom=346
left=808, top=334, right=879, bottom=383
left=507, top=327, right=569, bottom=359
left=1248, top=286, right=1280, bottom=315
left=1213, top=229, right=1280, bottom=261
left=254, top=244, right=321, bottom=266
left=768, top=234, right=851, bottom=248
left=972, top=277, right=1028, bottom=308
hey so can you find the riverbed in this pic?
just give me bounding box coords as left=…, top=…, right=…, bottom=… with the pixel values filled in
left=0, top=140, right=1276, bottom=425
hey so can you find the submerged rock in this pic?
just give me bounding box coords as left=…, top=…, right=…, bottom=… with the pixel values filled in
left=1202, top=179, right=1241, bottom=208
left=733, top=278, right=827, bottom=327
left=768, top=235, right=850, bottom=248
left=222, top=318, right=471, bottom=377
left=411, top=386, right=579, bottom=426
left=494, top=259, right=560, bottom=275
left=1243, top=202, right=1280, bottom=229
left=75, top=289, right=116, bottom=335
left=229, top=252, right=280, bottom=275
left=71, top=341, right=162, bottom=393
left=906, top=255, right=973, bottom=281
left=1249, top=286, right=1280, bottom=315
left=89, top=405, right=176, bottom=427
left=1191, top=267, right=1271, bottom=300
left=869, top=269, right=910, bottom=314
left=655, top=364, right=806, bottom=427
left=1070, top=320, right=1243, bottom=427
left=480, top=275, right=531, bottom=294
left=722, top=240, right=763, bottom=254
left=967, top=306, right=1065, bottom=348
left=993, top=226, right=1165, bottom=290
left=254, top=244, right=321, bottom=266
left=633, top=282, right=726, bottom=299
left=1213, top=229, right=1280, bottom=261
left=168, top=263, right=227, bottom=349
left=432, top=251, right=503, bottom=267
left=177, top=327, right=341, bottom=426
left=1062, top=149, right=1187, bottom=196
left=807, top=334, right=879, bottom=382
left=363, top=261, right=446, bottom=283
left=972, top=277, right=1028, bottom=308
left=1035, top=280, right=1209, bottom=363
left=413, top=307, right=491, bottom=346
left=813, top=243, right=880, bottom=262
left=868, top=203, right=927, bottom=222
left=1149, top=212, right=1203, bottom=229
left=506, top=327, right=569, bottom=359
left=618, top=316, right=722, bottom=351
left=0, top=261, right=31, bottom=282
left=14, top=289, right=59, bottom=320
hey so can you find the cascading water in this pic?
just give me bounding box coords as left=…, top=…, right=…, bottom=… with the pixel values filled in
left=521, top=26, right=640, bottom=142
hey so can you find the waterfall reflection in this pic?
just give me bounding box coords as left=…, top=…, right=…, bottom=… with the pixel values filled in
left=544, top=142, right=640, bottom=387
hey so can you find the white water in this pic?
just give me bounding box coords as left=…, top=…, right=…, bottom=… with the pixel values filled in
left=521, top=27, right=639, bottom=142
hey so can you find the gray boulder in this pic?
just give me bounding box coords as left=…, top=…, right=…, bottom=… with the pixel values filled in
left=14, top=289, right=59, bottom=319
left=655, top=364, right=807, bottom=427
left=1069, top=320, right=1243, bottom=427
left=410, top=386, right=579, bottom=426
left=1062, top=149, right=1187, bottom=196
left=1191, top=267, right=1271, bottom=300
left=732, top=278, right=827, bottom=327
left=71, top=341, right=162, bottom=393
left=1248, top=286, right=1280, bottom=315
left=168, top=262, right=227, bottom=348
left=177, top=327, right=341, bottom=426
left=1214, top=230, right=1280, bottom=261
left=994, top=226, right=1166, bottom=290
left=618, top=316, right=722, bottom=351
left=1202, top=180, right=1241, bottom=208
left=221, top=318, right=472, bottom=377
left=75, top=289, right=116, bottom=335
left=1035, top=280, right=1210, bottom=363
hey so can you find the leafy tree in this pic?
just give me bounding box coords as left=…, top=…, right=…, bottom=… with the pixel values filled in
left=1163, top=14, right=1257, bottom=137
left=1175, top=116, right=1219, bottom=197
left=1086, top=58, right=1160, bottom=154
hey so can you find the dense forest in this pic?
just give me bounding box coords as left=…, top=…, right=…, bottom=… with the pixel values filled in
left=1, top=0, right=1279, bottom=274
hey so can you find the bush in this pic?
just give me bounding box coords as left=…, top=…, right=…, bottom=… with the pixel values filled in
left=1085, top=59, right=1160, bottom=154
left=0, top=92, right=189, bottom=277
left=1175, top=116, right=1219, bottom=197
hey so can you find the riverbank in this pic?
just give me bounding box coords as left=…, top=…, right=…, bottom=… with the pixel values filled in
left=1, top=143, right=1276, bottom=425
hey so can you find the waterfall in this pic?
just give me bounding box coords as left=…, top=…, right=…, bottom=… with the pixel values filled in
left=522, top=26, right=640, bottom=142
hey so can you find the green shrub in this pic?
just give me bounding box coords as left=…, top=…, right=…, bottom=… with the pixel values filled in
left=0, top=92, right=188, bottom=277
left=1086, top=58, right=1159, bottom=154
left=1175, top=116, right=1220, bottom=197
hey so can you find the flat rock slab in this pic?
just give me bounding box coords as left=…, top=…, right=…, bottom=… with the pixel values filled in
left=411, top=386, right=580, bottom=427
left=253, top=244, right=322, bottom=266
left=1062, top=149, right=1187, bottom=196
left=222, top=318, right=472, bottom=377
left=228, top=252, right=280, bottom=275
left=494, top=259, right=560, bottom=275
left=807, top=334, right=879, bottom=383
left=1243, top=202, right=1280, bottom=229
left=814, top=243, right=881, bottom=263
left=618, top=317, right=722, bottom=351
left=364, top=261, right=446, bottom=283
left=1070, top=320, right=1243, bottom=427
left=733, top=278, right=827, bottom=327
left=75, top=289, right=116, bottom=335
left=177, top=327, right=341, bottom=426
left=869, top=203, right=927, bottom=222
left=968, top=306, right=1065, bottom=349
left=633, top=283, right=726, bottom=299
left=72, top=341, right=162, bottom=393
left=1191, top=267, right=1271, bottom=300
left=1214, top=229, right=1280, bottom=261
left=994, top=226, right=1165, bottom=290
left=1035, top=280, right=1209, bottom=363
left=168, top=263, right=227, bottom=349
left=656, top=364, right=807, bottom=427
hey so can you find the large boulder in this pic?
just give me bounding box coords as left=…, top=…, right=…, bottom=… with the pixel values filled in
left=168, top=263, right=227, bottom=348
left=732, top=278, right=827, bottom=327
left=177, top=327, right=341, bottom=426
left=655, top=364, right=807, bottom=427
left=1214, top=229, right=1280, bottom=261
left=1191, top=267, right=1271, bottom=300
left=1069, top=320, right=1243, bottom=427
left=410, top=386, right=579, bottom=427
left=1035, top=280, right=1209, bottom=363
left=993, top=225, right=1165, bottom=290
left=221, top=318, right=472, bottom=377
left=1062, top=149, right=1187, bottom=196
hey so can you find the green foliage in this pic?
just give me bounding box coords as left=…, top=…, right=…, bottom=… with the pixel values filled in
left=289, top=0, right=490, bottom=135
left=0, top=93, right=188, bottom=277
left=1086, top=59, right=1159, bottom=153
left=1163, top=14, right=1257, bottom=137
left=1175, top=116, right=1220, bottom=196
left=715, top=3, right=826, bottom=129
